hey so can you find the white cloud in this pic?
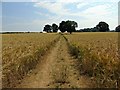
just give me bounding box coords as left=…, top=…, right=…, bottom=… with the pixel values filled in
left=32, top=0, right=119, bottom=3
left=76, top=3, right=88, bottom=9
left=3, top=1, right=118, bottom=31
left=34, top=2, right=116, bottom=17
left=34, top=2, right=70, bottom=16
left=75, top=3, right=118, bottom=29
left=33, top=1, right=118, bottom=30
left=82, top=5, right=110, bottom=16
left=2, top=0, right=120, bottom=2
left=58, top=0, right=119, bottom=3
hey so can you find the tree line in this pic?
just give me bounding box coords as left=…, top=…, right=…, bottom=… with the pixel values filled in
left=43, top=20, right=120, bottom=34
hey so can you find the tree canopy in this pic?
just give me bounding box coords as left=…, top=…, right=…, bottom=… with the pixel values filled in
left=78, top=21, right=110, bottom=32
left=52, top=23, right=58, bottom=32
left=43, top=24, right=52, bottom=33
left=42, top=21, right=115, bottom=33
left=96, top=22, right=109, bottom=32
left=115, top=25, right=120, bottom=32
left=59, top=20, right=78, bottom=34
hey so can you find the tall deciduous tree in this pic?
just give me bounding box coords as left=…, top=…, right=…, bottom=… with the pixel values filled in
left=59, top=20, right=78, bottom=34
left=52, top=23, right=58, bottom=32
left=59, top=21, right=66, bottom=33
left=96, top=22, right=109, bottom=32
left=43, top=24, right=52, bottom=33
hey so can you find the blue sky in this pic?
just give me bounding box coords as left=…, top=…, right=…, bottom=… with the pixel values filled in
left=1, top=0, right=120, bottom=32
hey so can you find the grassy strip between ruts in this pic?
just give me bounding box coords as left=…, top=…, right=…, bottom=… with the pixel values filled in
left=63, top=35, right=120, bottom=88
left=2, top=35, right=60, bottom=88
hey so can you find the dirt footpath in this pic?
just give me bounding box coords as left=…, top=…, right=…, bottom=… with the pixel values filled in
left=16, top=36, right=94, bottom=88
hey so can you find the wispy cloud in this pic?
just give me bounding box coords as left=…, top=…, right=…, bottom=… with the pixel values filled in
left=33, top=2, right=115, bottom=18
left=34, top=2, right=70, bottom=16
left=31, top=0, right=119, bottom=3
left=76, top=3, right=88, bottom=9
left=82, top=4, right=111, bottom=16
left=33, top=1, right=118, bottom=30
left=2, top=1, right=118, bottom=32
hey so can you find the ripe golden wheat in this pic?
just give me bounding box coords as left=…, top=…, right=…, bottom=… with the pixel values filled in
left=2, top=33, right=59, bottom=88
left=65, top=32, right=120, bottom=88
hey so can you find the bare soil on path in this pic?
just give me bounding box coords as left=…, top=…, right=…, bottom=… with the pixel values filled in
left=16, top=36, right=94, bottom=88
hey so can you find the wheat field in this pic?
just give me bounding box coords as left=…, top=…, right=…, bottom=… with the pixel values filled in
left=1, top=32, right=120, bottom=88
left=2, top=33, right=59, bottom=87
left=65, top=32, right=120, bottom=88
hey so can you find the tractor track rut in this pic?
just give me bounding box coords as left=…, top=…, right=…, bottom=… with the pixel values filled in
left=16, top=36, right=94, bottom=88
